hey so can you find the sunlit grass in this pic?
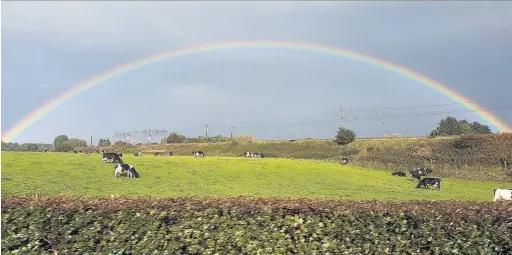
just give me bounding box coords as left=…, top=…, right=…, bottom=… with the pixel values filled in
left=1, top=152, right=506, bottom=201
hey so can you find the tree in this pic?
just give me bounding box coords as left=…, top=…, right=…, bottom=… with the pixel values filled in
left=1, top=140, right=5, bottom=150
left=98, top=139, right=111, bottom=147
left=164, top=132, right=187, bottom=144
left=334, top=127, right=356, bottom=145
left=66, top=138, right=87, bottom=148
left=470, top=121, right=492, bottom=134
left=54, top=135, right=69, bottom=148
left=58, top=141, right=74, bottom=152
left=432, top=116, right=493, bottom=136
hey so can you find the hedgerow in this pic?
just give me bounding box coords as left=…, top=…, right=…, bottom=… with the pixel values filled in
left=2, top=197, right=512, bottom=254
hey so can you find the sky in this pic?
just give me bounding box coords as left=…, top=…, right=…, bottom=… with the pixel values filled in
left=2, top=1, right=512, bottom=144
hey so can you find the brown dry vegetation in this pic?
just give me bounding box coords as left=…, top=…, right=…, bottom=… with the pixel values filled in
left=79, top=133, right=512, bottom=182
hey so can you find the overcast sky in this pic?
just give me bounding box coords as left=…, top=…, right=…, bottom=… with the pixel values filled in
left=2, top=1, right=512, bottom=144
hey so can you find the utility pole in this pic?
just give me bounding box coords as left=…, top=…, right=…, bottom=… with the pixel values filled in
left=230, top=125, right=234, bottom=138
left=90, top=136, right=92, bottom=147
left=381, top=112, right=386, bottom=136
left=340, top=104, right=344, bottom=128
left=206, top=122, right=209, bottom=137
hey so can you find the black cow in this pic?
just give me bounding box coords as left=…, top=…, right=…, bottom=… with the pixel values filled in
left=192, top=151, right=204, bottom=157
left=102, top=152, right=123, bottom=164
left=416, top=177, right=441, bottom=191
left=409, top=169, right=422, bottom=182
left=341, top=158, right=349, bottom=165
left=114, top=163, right=140, bottom=178
left=392, top=171, right=406, bottom=177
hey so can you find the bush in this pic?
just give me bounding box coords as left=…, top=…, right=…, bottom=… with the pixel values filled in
left=334, top=127, right=356, bottom=145
left=55, top=141, right=73, bottom=152
left=2, top=197, right=512, bottom=254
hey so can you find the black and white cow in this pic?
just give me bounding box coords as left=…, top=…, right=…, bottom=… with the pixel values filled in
left=114, top=163, right=140, bottom=178
left=416, top=177, right=441, bottom=191
left=409, top=169, right=422, bottom=182
left=341, top=158, right=349, bottom=165
left=392, top=171, right=406, bottom=177
left=493, top=188, right=512, bottom=201
left=192, top=151, right=204, bottom=157
left=102, top=152, right=123, bottom=164
left=416, top=167, right=433, bottom=175
left=245, top=152, right=265, bottom=158
left=166, top=152, right=173, bottom=156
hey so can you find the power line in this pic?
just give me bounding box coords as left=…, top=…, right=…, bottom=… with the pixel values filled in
left=344, top=97, right=511, bottom=112
left=233, top=104, right=512, bottom=130
left=230, top=98, right=511, bottom=128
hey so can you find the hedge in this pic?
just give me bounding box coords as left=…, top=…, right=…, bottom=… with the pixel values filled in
left=3, top=197, right=512, bottom=254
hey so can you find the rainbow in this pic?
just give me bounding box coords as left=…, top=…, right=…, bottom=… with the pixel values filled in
left=2, top=41, right=511, bottom=142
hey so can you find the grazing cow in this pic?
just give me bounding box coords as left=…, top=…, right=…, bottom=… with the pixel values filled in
left=245, top=152, right=252, bottom=157
left=84, top=152, right=89, bottom=156
left=114, top=163, right=140, bottom=178
left=392, top=171, right=406, bottom=177
left=409, top=169, right=422, bottom=182
left=102, top=152, right=123, bottom=164
left=416, top=177, right=441, bottom=191
left=493, top=188, right=512, bottom=201
left=341, top=158, right=349, bottom=165
left=134, top=152, right=143, bottom=156
left=42, top=149, right=48, bottom=152
left=167, top=152, right=173, bottom=156
left=192, top=150, right=204, bottom=157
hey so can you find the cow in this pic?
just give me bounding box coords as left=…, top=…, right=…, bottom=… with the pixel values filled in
left=416, top=167, right=433, bottom=175
left=166, top=152, right=173, bottom=156
left=102, top=152, right=123, bottom=164
left=84, top=152, right=89, bottom=156
left=341, top=158, right=349, bottom=165
left=43, top=149, right=48, bottom=152
left=134, top=152, right=143, bottom=156
left=409, top=169, right=422, bottom=182
left=493, top=188, right=512, bottom=201
left=114, top=163, right=140, bottom=178
left=392, top=171, right=406, bottom=177
left=192, top=151, right=204, bottom=157
left=416, top=177, right=441, bottom=191
left=245, top=152, right=265, bottom=158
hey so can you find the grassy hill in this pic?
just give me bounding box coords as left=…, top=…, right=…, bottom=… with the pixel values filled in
left=81, top=134, right=512, bottom=182
left=2, top=152, right=510, bottom=201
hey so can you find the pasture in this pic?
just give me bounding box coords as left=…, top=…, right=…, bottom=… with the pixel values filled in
left=1, top=152, right=509, bottom=201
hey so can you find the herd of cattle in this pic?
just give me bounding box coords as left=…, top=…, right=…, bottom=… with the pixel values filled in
left=64, top=149, right=512, bottom=201
left=390, top=168, right=441, bottom=191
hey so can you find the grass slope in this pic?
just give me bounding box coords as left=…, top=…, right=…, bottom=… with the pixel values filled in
left=1, top=152, right=508, bottom=201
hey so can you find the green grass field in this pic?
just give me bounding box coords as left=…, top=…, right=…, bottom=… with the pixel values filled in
left=1, top=152, right=509, bottom=201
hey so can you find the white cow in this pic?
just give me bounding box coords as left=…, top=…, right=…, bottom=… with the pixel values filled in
left=493, top=188, right=512, bottom=201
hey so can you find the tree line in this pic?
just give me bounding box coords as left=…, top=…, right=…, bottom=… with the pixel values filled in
left=1, top=116, right=495, bottom=151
